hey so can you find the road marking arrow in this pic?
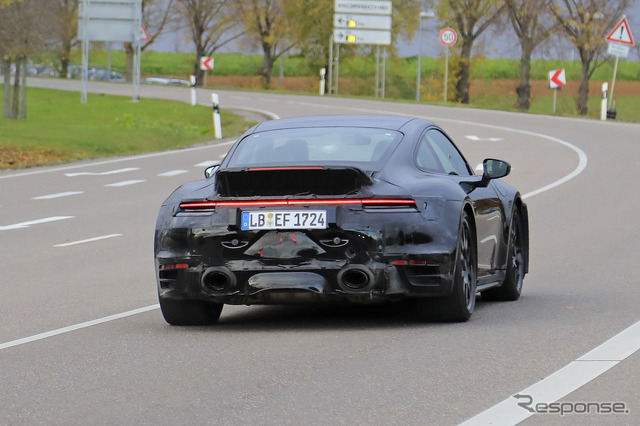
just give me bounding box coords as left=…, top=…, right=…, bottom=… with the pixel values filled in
left=0, top=216, right=74, bottom=231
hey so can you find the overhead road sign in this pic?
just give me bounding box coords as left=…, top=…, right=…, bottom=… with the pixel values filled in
left=606, top=16, right=635, bottom=46
left=78, top=0, right=140, bottom=42
left=334, top=13, right=392, bottom=30
left=333, top=28, right=391, bottom=45
left=548, top=68, right=566, bottom=89
left=439, top=28, right=457, bottom=46
left=334, top=0, right=392, bottom=15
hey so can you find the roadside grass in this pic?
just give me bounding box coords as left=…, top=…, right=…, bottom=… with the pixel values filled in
left=0, top=86, right=255, bottom=169
left=59, top=50, right=640, bottom=82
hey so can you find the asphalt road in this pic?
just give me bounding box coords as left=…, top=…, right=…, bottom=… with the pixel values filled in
left=1, top=78, right=638, bottom=425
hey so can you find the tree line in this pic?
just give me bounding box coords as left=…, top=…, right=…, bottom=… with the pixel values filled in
left=1, top=0, right=634, bottom=120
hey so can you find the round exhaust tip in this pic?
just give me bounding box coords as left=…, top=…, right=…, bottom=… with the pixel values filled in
left=338, top=265, right=374, bottom=290
left=202, top=267, right=235, bottom=292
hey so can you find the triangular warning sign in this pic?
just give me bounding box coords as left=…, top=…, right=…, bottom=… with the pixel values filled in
left=606, top=16, right=635, bottom=46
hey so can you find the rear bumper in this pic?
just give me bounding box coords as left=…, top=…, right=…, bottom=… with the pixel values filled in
left=156, top=256, right=455, bottom=305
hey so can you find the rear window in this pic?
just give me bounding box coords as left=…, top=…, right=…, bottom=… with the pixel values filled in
left=227, top=127, right=403, bottom=170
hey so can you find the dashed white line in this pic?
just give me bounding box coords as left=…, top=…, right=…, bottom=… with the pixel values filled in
left=195, top=160, right=220, bottom=167
left=465, top=135, right=503, bottom=142
left=0, top=305, right=159, bottom=351
left=0, top=216, right=74, bottom=231
left=65, top=167, right=139, bottom=177
left=54, top=234, right=122, bottom=247
left=158, top=170, right=189, bottom=177
left=104, top=179, right=146, bottom=187
left=31, top=191, right=85, bottom=200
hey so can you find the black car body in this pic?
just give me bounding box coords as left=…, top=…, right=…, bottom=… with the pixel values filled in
left=155, top=115, right=529, bottom=324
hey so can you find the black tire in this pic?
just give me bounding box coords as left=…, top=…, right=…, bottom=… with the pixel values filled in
left=414, top=211, right=477, bottom=322
left=159, top=297, right=223, bottom=325
left=481, top=209, right=525, bottom=301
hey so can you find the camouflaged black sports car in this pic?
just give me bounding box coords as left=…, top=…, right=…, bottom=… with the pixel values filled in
left=154, top=115, right=529, bottom=324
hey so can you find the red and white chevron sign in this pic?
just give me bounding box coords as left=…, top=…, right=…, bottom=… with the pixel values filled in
left=548, top=69, right=566, bottom=89
left=200, top=57, right=214, bottom=71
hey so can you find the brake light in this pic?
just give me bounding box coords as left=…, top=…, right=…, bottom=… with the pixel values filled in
left=179, top=198, right=416, bottom=209
left=248, top=167, right=324, bottom=171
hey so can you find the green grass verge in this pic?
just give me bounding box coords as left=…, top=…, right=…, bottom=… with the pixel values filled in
left=0, top=86, right=255, bottom=169
left=59, top=50, right=639, bottom=81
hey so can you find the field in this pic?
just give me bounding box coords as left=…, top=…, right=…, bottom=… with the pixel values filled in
left=0, top=87, right=255, bottom=169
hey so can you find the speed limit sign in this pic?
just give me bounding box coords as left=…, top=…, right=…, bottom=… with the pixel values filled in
left=439, top=28, right=457, bottom=46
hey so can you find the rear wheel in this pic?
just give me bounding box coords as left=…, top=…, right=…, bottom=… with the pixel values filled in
left=482, top=209, right=525, bottom=301
left=414, top=211, right=477, bottom=322
left=159, top=297, right=223, bottom=325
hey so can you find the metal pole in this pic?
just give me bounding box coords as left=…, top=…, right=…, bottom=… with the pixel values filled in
left=444, top=47, right=449, bottom=103
left=416, top=18, right=423, bottom=102
left=328, top=35, right=333, bottom=95
left=132, top=0, right=142, bottom=101
left=280, top=55, right=284, bottom=86
left=608, top=54, right=620, bottom=109
left=335, top=44, right=340, bottom=95
left=81, top=0, right=90, bottom=104
left=553, top=88, right=557, bottom=114
left=382, top=46, right=386, bottom=99
left=376, top=45, right=380, bottom=98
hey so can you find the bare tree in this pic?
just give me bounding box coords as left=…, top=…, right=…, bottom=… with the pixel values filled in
left=550, top=0, right=630, bottom=115
left=438, top=0, right=506, bottom=104
left=235, top=0, right=296, bottom=89
left=52, top=0, right=79, bottom=78
left=506, top=0, right=556, bottom=110
left=124, top=0, right=177, bottom=81
left=0, top=0, right=54, bottom=119
left=178, top=0, right=243, bottom=85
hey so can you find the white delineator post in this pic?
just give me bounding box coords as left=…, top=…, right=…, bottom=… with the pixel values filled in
left=190, top=75, right=197, bottom=106
left=211, top=93, right=222, bottom=140
left=601, top=82, right=608, bottom=121
left=319, top=68, right=326, bottom=95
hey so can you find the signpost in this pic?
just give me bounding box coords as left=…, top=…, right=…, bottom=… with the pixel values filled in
left=548, top=68, right=566, bottom=113
left=200, top=56, right=214, bottom=88
left=78, top=0, right=142, bottom=103
left=439, top=28, right=457, bottom=102
left=605, top=16, right=635, bottom=116
left=331, top=0, right=392, bottom=97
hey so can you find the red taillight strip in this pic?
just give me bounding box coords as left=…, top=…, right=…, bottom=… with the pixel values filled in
left=248, top=167, right=324, bottom=171
left=179, top=198, right=416, bottom=209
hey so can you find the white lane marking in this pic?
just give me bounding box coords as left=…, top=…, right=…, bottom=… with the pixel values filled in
left=0, top=305, right=159, bottom=351
left=460, top=320, right=640, bottom=425
left=0, top=139, right=239, bottom=180
left=104, top=179, right=146, bottom=187
left=54, top=234, right=122, bottom=247
left=65, top=167, right=139, bottom=177
left=195, top=160, right=220, bottom=167
left=465, top=135, right=503, bottom=142
left=219, top=153, right=227, bottom=158
left=0, top=216, right=74, bottom=231
left=158, top=170, right=188, bottom=177
left=475, top=163, right=483, bottom=172
left=31, top=191, right=84, bottom=200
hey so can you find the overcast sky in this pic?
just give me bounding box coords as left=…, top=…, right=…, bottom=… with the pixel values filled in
left=150, top=2, right=640, bottom=63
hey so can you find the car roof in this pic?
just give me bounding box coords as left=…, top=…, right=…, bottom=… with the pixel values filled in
left=251, top=114, right=430, bottom=132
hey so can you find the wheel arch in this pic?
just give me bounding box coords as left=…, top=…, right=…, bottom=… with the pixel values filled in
left=514, top=197, right=530, bottom=275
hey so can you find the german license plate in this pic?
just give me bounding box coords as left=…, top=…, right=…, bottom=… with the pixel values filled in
left=241, top=210, right=327, bottom=230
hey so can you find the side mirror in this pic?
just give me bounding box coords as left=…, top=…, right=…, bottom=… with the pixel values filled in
left=204, top=164, right=220, bottom=179
left=483, top=159, right=510, bottom=180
